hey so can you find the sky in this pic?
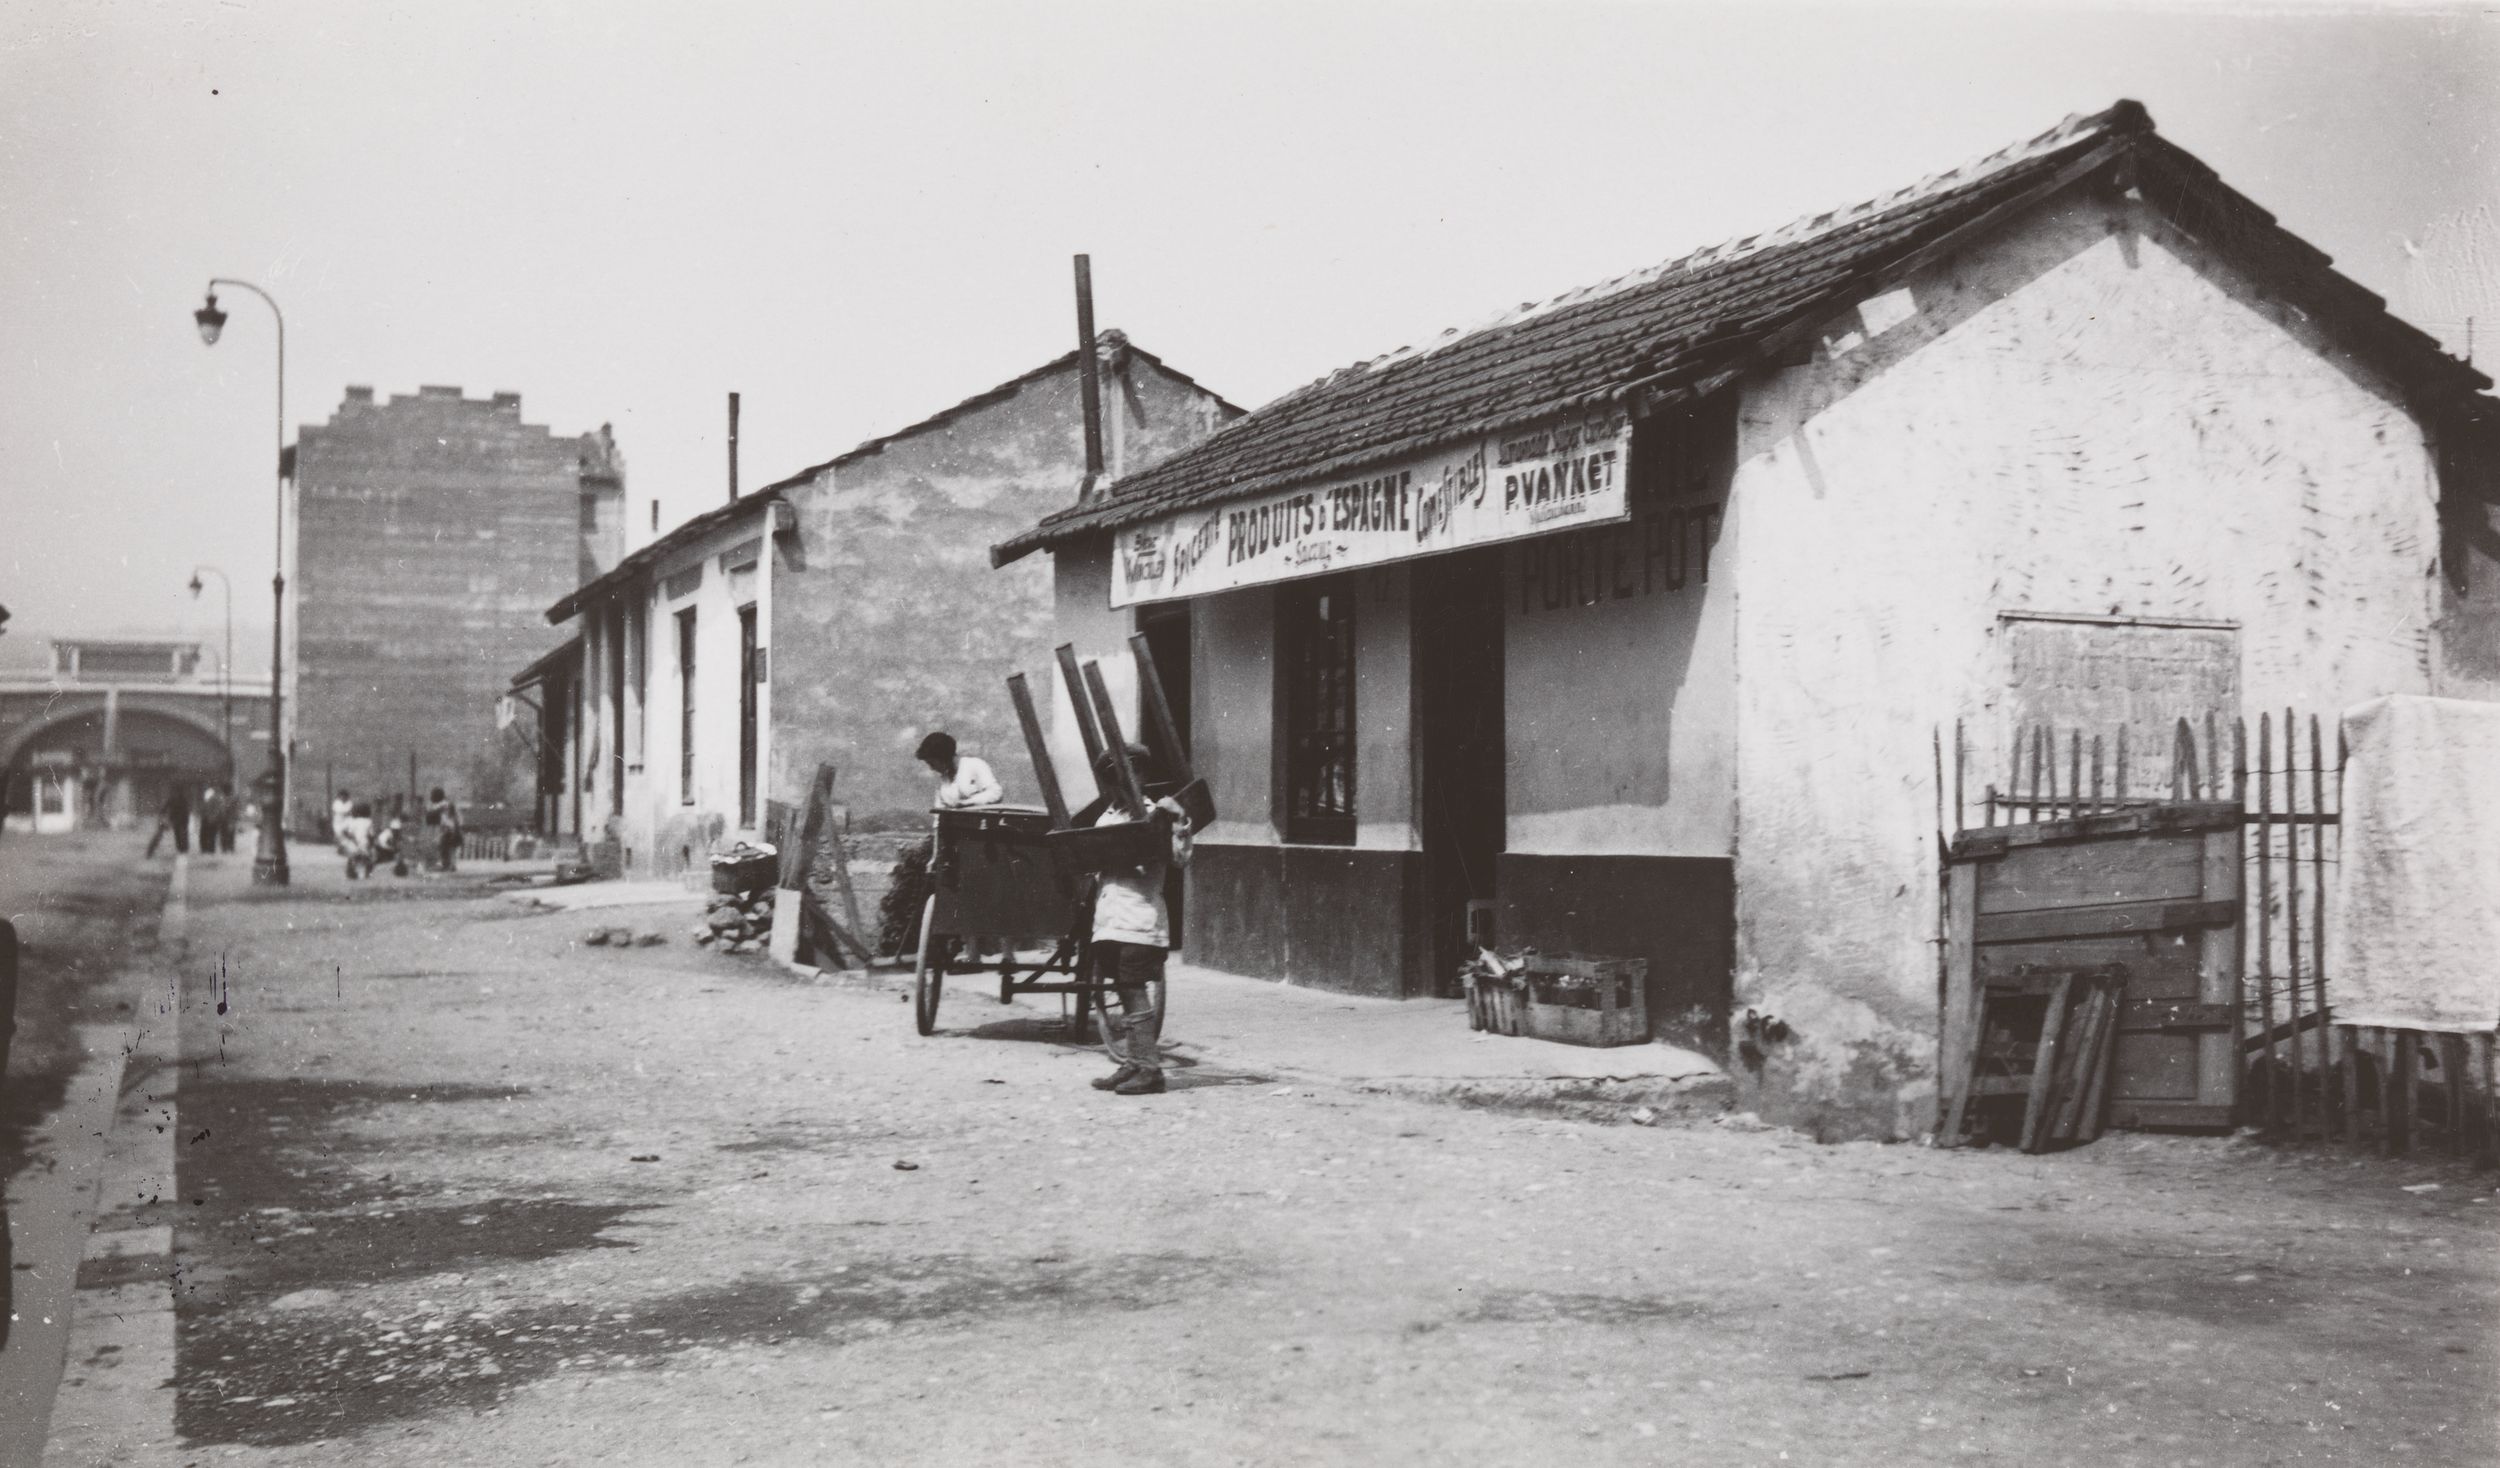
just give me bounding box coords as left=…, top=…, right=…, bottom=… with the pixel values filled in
left=2, top=0, right=2494, bottom=671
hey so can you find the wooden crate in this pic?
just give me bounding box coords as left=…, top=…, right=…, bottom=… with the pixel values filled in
left=1520, top=954, right=1649, bottom=1048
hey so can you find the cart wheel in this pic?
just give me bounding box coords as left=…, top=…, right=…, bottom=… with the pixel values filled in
left=913, top=895, right=947, bottom=1036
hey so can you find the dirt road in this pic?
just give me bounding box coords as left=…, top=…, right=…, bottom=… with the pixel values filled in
left=91, top=856, right=2500, bottom=1464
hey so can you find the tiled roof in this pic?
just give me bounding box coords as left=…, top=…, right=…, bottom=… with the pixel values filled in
left=996, top=100, right=2490, bottom=564
left=546, top=333, right=1239, bottom=625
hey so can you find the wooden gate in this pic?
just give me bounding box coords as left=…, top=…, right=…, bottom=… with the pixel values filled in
left=1940, top=803, right=2242, bottom=1143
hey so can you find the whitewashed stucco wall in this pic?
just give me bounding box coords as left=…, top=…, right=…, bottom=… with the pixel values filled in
left=1503, top=512, right=1734, bottom=857
left=1728, top=191, right=2445, bottom=1136
left=618, top=515, right=773, bottom=875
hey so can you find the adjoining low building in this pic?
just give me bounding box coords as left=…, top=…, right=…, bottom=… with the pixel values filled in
left=996, top=101, right=2500, bottom=1139
left=525, top=331, right=1239, bottom=877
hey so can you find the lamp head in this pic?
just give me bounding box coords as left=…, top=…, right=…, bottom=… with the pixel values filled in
left=194, top=293, right=226, bottom=346
left=188, top=573, right=204, bottom=597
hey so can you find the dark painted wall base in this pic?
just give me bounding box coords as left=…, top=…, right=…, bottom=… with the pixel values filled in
left=1188, top=843, right=1430, bottom=998
left=1497, top=854, right=1734, bottom=1049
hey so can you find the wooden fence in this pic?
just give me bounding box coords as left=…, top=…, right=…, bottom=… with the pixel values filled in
left=1943, top=712, right=2497, bottom=1160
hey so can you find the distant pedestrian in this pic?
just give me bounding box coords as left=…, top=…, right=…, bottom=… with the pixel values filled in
left=198, top=783, right=233, bottom=854
left=331, top=788, right=354, bottom=843
left=375, top=804, right=408, bottom=877
left=340, top=801, right=376, bottom=879
left=146, top=783, right=192, bottom=857
left=425, top=787, right=462, bottom=872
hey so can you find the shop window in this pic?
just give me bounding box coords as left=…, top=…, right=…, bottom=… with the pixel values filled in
left=1280, top=579, right=1356, bottom=844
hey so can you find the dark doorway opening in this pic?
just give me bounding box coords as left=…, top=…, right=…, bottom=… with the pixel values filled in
left=1415, top=548, right=1506, bottom=998
left=738, top=604, right=760, bottom=827
left=1140, top=603, right=1192, bottom=943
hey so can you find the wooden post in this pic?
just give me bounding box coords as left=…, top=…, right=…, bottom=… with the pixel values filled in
left=2116, top=724, right=2129, bottom=806
left=2067, top=731, right=2081, bottom=823
left=2205, top=711, right=2219, bottom=800
left=1937, top=861, right=1981, bottom=1147
left=2233, top=717, right=2247, bottom=807
left=2393, top=1029, right=2419, bottom=1157
left=2341, top=1024, right=2364, bottom=1149
left=1053, top=643, right=1107, bottom=770
left=1932, top=725, right=1946, bottom=848
left=2441, top=1033, right=2470, bottom=1156
left=2480, top=1031, right=2498, bottom=1168
left=2256, top=711, right=2277, bottom=1131
left=1006, top=673, right=1071, bottom=828
left=2031, top=725, right=2046, bottom=821
left=2309, top=714, right=2333, bottom=1139
left=2283, top=712, right=2306, bottom=1139
left=1954, top=719, right=1966, bottom=833
left=2090, top=735, right=2104, bottom=812
left=1982, top=783, right=1998, bottom=828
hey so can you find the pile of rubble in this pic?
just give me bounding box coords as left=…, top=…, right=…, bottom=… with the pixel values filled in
left=581, top=927, right=665, bottom=948
left=696, top=887, right=776, bottom=955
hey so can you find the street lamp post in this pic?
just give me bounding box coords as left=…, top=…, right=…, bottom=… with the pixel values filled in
left=188, top=565, right=234, bottom=785
left=193, top=278, right=290, bottom=885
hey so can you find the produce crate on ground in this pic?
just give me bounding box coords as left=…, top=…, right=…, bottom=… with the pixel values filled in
left=1520, top=954, right=1649, bottom=1048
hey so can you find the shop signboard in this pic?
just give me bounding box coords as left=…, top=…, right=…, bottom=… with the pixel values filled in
left=1108, top=409, right=1632, bottom=607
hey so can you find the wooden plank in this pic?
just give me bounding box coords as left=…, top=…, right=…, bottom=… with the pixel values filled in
left=2124, top=999, right=2234, bottom=1032
left=2021, top=974, right=2076, bottom=1154
left=2075, top=981, right=2126, bottom=1142
left=2050, top=982, right=2112, bottom=1141
left=1006, top=673, right=1072, bottom=829
left=1937, top=862, right=1982, bottom=1146
left=2106, top=1100, right=2233, bottom=1130
left=782, top=764, right=837, bottom=890
left=2195, top=827, right=2243, bottom=1125
left=1975, top=898, right=2236, bottom=944
left=1053, top=643, right=1108, bottom=769
left=1080, top=659, right=1148, bottom=814
left=827, top=812, right=866, bottom=956
left=1976, top=835, right=2205, bottom=913
left=800, top=889, right=872, bottom=968
left=1950, top=801, right=2241, bottom=857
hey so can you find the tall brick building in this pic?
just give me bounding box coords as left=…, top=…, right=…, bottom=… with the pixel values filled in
left=290, top=385, right=623, bottom=827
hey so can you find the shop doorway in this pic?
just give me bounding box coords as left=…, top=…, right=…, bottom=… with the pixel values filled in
left=1139, top=603, right=1192, bottom=941
left=1415, top=549, right=1507, bottom=997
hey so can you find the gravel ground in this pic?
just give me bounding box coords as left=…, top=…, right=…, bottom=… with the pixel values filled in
left=160, top=859, right=2498, bottom=1466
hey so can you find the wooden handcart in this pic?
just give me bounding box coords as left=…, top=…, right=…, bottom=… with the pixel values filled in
left=911, top=804, right=1102, bottom=1037
left=911, top=635, right=1214, bottom=1039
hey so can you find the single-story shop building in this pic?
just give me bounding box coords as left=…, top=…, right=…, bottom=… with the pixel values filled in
left=516, top=332, right=1239, bottom=875
left=995, top=102, right=2500, bottom=1139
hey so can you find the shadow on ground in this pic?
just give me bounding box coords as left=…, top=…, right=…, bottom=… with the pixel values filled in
left=177, top=1250, right=1235, bottom=1447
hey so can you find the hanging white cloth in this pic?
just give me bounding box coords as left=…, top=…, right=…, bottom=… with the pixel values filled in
left=2328, top=696, right=2500, bottom=1032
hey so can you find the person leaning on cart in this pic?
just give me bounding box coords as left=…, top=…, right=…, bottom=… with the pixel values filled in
left=1081, top=742, right=1194, bottom=1097
left=915, top=731, right=1001, bottom=810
